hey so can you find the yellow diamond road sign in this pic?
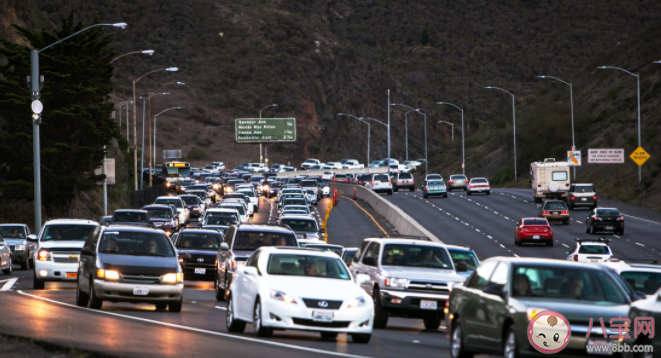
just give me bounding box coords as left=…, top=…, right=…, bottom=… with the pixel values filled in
left=629, top=146, right=650, bottom=167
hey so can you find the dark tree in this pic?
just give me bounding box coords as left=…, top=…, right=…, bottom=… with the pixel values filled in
left=0, top=13, right=119, bottom=218
left=420, top=28, right=430, bottom=45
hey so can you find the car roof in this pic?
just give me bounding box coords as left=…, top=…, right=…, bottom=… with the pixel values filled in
left=596, top=208, right=619, bottom=211
left=362, top=237, right=443, bottom=246
left=522, top=217, right=548, bottom=222
left=179, top=228, right=224, bottom=235
left=280, top=215, right=316, bottom=221
left=305, top=243, right=344, bottom=248
left=44, top=218, right=99, bottom=225
left=101, top=225, right=163, bottom=234
left=156, top=196, right=181, bottom=200
left=259, top=246, right=339, bottom=257
left=484, top=256, right=609, bottom=269
left=237, top=225, right=295, bottom=234
left=444, top=244, right=475, bottom=252
left=114, top=209, right=148, bottom=213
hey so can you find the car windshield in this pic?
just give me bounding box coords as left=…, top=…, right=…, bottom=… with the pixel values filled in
left=374, top=174, right=389, bottom=182
left=620, top=271, right=661, bottom=295
left=578, top=245, right=610, bottom=254
left=271, top=182, right=283, bottom=188
left=512, top=265, right=627, bottom=303
left=336, top=175, right=346, bottom=179
left=189, top=185, right=208, bottom=191
left=283, top=206, right=309, bottom=213
left=287, top=178, right=302, bottom=184
left=220, top=205, right=245, bottom=216
left=176, top=232, right=222, bottom=250
left=544, top=202, right=567, bottom=210
left=267, top=254, right=350, bottom=279
left=179, top=180, right=194, bottom=186
left=428, top=180, right=444, bottom=186
left=205, top=216, right=236, bottom=226
left=283, top=199, right=307, bottom=206
left=42, top=224, right=98, bottom=241
left=155, top=198, right=183, bottom=208
left=523, top=219, right=548, bottom=226
left=280, top=219, right=318, bottom=232
left=228, top=180, right=246, bottom=187
left=180, top=197, right=200, bottom=205
left=575, top=185, right=594, bottom=193
left=306, top=246, right=343, bottom=256
left=0, top=226, right=26, bottom=239
left=381, top=244, right=453, bottom=269
left=305, top=190, right=316, bottom=195
left=99, top=231, right=175, bottom=256
left=447, top=249, right=479, bottom=271
left=113, top=212, right=149, bottom=223
left=188, top=191, right=207, bottom=200
left=597, top=209, right=621, bottom=216
left=318, top=181, right=329, bottom=187
left=342, top=250, right=357, bottom=264
left=283, top=210, right=308, bottom=215
left=251, top=177, right=264, bottom=182
left=233, top=231, right=297, bottom=250
left=146, top=209, right=172, bottom=219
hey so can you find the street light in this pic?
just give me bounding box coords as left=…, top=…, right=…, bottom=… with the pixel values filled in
left=109, top=49, right=154, bottom=63
left=132, top=67, right=178, bottom=190
left=154, top=107, right=184, bottom=170
left=391, top=104, right=426, bottom=171
left=259, top=104, right=278, bottom=163
left=437, top=102, right=465, bottom=175
left=138, top=93, right=169, bottom=189
left=28, top=22, right=126, bottom=232
left=598, top=66, right=642, bottom=182
left=485, top=86, right=517, bottom=182
left=338, top=113, right=371, bottom=173
left=160, top=81, right=186, bottom=86
left=538, top=75, right=576, bottom=180
left=363, top=117, right=388, bottom=164
left=438, top=121, right=454, bottom=142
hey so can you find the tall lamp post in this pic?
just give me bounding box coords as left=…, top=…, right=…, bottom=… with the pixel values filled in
left=28, top=22, right=127, bottom=232
left=259, top=104, right=278, bottom=163
left=154, top=107, right=184, bottom=168
left=151, top=82, right=185, bottom=178
left=438, top=121, right=454, bottom=142
left=338, top=113, right=371, bottom=173
left=132, top=67, right=178, bottom=190
left=138, top=92, right=169, bottom=189
left=364, top=117, right=388, bottom=163
left=391, top=104, right=426, bottom=172
left=437, top=102, right=465, bottom=175
left=109, top=49, right=154, bottom=63
left=484, top=86, right=517, bottom=182
left=598, top=66, right=642, bottom=182
left=538, top=75, right=576, bottom=180
left=403, top=109, right=417, bottom=161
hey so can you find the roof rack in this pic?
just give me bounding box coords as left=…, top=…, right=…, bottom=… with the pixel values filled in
left=381, top=235, right=431, bottom=241
left=574, top=237, right=611, bottom=243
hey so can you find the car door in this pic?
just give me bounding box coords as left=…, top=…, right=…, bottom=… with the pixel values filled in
left=463, top=260, right=498, bottom=347
left=586, top=209, right=595, bottom=230
left=480, top=262, right=510, bottom=349
left=217, top=226, right=235, bottom=289
left=241, top=250, right=261, bottom=318
left=360, top=242, right=380, bottom=296
left=79, top=227, right=102, bottom=293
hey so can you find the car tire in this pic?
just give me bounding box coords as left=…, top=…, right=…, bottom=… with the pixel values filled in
left=394, top=187, right=399, bottom=192
left=29, top=258, right=34, bottom=269
left=567, top=201, right=573, bottom=210
left=503, top=325, right=520, bottom=358
left=585, top=224, right=590, bottom=233
left=387, top=190, right=393, bottom=196
left=450, top=318, right=473, bottom=358
left=423, top=192, right=428, bottom=198
left=253, top=298, right=273, bottom=337
left=89, top=280, right=103, bottom=309
left=20, top=259, right=29, bottom=270
left=320, top=332, right=338, bottom=339
left=547, top=240, right=554, bottom=247
left=255, top=207, right=259, bottom=213
left=169, top=297, right=183, bottom=312
left=409, top=187, right=414, bottom=192
left=155, top=302, right=168, bottom=310
left=619, top=229, right=625, bottom=235
left=467, top=191, right=472, bottom=196
left=486, top=191, right=490, bottom=196
left=565, top=219, right=570, bottom=225
left=423, top=316, right=442, bottom=330
left=351, top=334, right=371, bottom=344
left=515, top=237, right=520, bottom=246
left=373, top=287, right=389, bottom=329
left=226, top=294, right=246, bottom=333
left=33, top=269, right=45, bottom=289
left=448, top=188, right=452, bottom=192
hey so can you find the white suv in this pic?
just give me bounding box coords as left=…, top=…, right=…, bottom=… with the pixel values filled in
left=33, top=219, right=100, bottom=289
left=369, top=173, right=393, bottom=195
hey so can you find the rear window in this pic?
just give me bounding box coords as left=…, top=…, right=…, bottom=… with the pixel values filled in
left=176, top=232, right=222, bottom=249
left=574, top=185, right=594, bottom=193
left=450, top=175, right=466, bottom=180
left=428, top=180, right=444, bottom=186
left=374, top=174, right=389, bottom=182
left=284, top=199, right=307, bottom=206
left=471, top=178, right=488, bottom=183
left=180, top=196, right=200, bottom=205
left=335, top=174, right=347, bottom=178
left=204, top=216, right=236, bottom=226
left=154, top=198, right=183, bottom=208
left=398, top=173, right=413, bottom=179
left=620, top=271, right=661, bottom=295
left=578, top=245, right=610, bottom=254
left=301, top=180, right=317, bottom=187
left=523, top=219, right=548, bottom=226
left=145, top=209, right=172, bottom=219
left=232, top=230, right=297, bottom=250
left=552, top=171, right=568, bottom=181
left=251, top=177, right=264, bottom=182
left=544, top=201, right=568, bottom=210
left=42, top=224, right=97, bottom=242
left=113, top=212, right=149, bottom=223
left=447, top=249, right=480, bottom=271
left=238, top=190, right=256, bottom=197
left=596, top=209, right=621, bottom=216
left=220, top=204, right=245, bottom=216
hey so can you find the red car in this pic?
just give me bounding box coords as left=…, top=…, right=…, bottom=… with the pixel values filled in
left=514, top=217, right=553, bottom=246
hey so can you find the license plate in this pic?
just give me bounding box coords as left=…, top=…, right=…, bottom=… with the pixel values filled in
left=553, top=211, right=559, bottom=215
left=586, top=339, right=613, bottom=355
left=590, top=259, right=601, bottom=263
left=313, top=311, right=333, bottom=322
left=606, top=226, right=613, bottom=230
left=195, top=268, right=206, bottom=274
left=582, top=198, right=587, bottom=201
left=66, top=272, right=77, bottom=279
left=420, top=300, right=437, bottom=310
left=533, top=235, right=540, bottom=239
left=133, top=287, right=149, bottom=296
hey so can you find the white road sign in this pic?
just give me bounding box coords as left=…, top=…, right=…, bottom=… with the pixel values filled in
left=587, top=148, right=625, bottom=164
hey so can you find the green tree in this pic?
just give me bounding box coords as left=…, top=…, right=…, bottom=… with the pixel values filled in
left=0, top=13, right=119, bottom=217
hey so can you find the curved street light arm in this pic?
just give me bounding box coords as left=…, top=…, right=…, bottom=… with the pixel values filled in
left=538, top=76, right=571, bottom=86
left=364, top=117, right=388, bottom=127
left=436, top=102, right=463, bottom=113
left=485, top=86, right=514, bottom=97
left=40, top=23, right=126, bottom=53
left=110, top=50, right=154, bottom=63
left=598, top=66, right=638, bottom=77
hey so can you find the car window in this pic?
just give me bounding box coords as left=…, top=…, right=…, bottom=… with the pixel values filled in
left=523, top=219, right=548, bottom=226
left=512, top=265, right=627, bottom=303
left=247, top=250, right=260, bottom=268
left=232, top=230, right=297, bottom=251
left=99, top=230, right=174, bottom=256
left=596, top=209, right=620, bottom=216
left=544, top=202, right=568, bottom=210
left=176, top=232, right=222, bottom=250
left=374, top=174, right=389, bottom=182
left=575, top=185, right=594, bottom=193
left=180, top=197, right=200, bottom=205
left=447, top=249, right=480, bottom=271
left=305, top=245, right=343, bottom=256
left=205, top=216, right=236, bottom=226
left=450, top=175, right=466, bottom=180
left=468, top=261, right=498, bottom=290
left=578, top=245, right=610, bottom=254
left=280, top=219, right=318, bottom=232
left=620, top=271, right=661, bottom=295
left=145, top=208, right=172, bottom=218
left=155, top=198, right=183, bottom=208
left=552, top=171, right=568, bottom=181
left=398, top=173, right=413, bottom=179
left=0, top=226, right=26, bottom=238
left=238, top=190, right=256, bottom=198
left=428, top=180, right=444, bottom=186
left=426, top=175, right=442, bottom=180
left=267, top=254, right=350, bottom=280
left=220, top=205, right=245, bottom=216
left=489, top=262, right=509, bottom=289
left=381, top=244, right=452, bottom=269
left=362, top=242, right=380, bottom=266
left=354, top=241, right=370, bottom=263
left=42, top=224, right=98, bottom=242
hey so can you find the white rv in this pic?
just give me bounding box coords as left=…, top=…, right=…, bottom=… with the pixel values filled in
left=530, top=158, right=571, bottom=202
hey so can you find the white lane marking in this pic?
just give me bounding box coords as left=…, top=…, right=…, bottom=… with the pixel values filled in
left=487, top=235, right=493, bottom=239
left=493, top=211, right=498, bottom=215
left=0, top=278, right=18, bottom=291
left=614, top=235, right=620, bottom=239
left=499, top=244, right=506, bottom=248
left=16, top=291, right=370, bottom=358
left=215, top=306, right=227, bottom=310
left=622, top=214, right=661, bottom=225
left=576, top=220, right=582, bottom=224
left=562, top=244, right=569, bottom=248
left=513, top=254, right=519, bottom=257
left=636, top=243, right=645, bottom=247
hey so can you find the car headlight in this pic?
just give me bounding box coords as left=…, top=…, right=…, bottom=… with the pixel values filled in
left=162, top=272, right=184, bottom=283
left=166, top=182, right=171, bottom=187
left=153, top=222, right=164, bottom=227
left=348, top=297, right=367, bottom=308
left=213, top=184, right=220, bottom=189
left=15, top=244, right=25, bottom=251
left=527, top=307, right=548, bottom=321
left=97, top=269, right=120, bottom=280
left=270, top=290, right=297, bottom=304
left=384, top=277, right=408, bottom=288
left=38, top=250, right=50, bottom=261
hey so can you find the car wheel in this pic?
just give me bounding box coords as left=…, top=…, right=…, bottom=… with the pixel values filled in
left=20, top=259, right=29, bottom=270
left=565, top=219, right=570, bottom=225
left=619, top=229, right=625, bottom=235
left=2, top=258, right=11, bottom=275
left=486, top=191, right=490, bottom=196
left=255, top=207, right=259, bottom=213
left=320, top=332, right=338, bottom=339
left=226, top=294, right=246, bottom=333
left=423, top=316, right=442, bottom=330
left=503, top=325, right=520, bottom=358
left=75, top=278, right=89, bottom=307
left=88, top=279, right=103, bottom=309
left=423, top=192, right=428, bottom=198
left=567, top=201, right=573, bottom=210
left=253, top=298, right=272, bottom=337
left=515, top=237, right=520, bottom=246
left=450, top=318, right=473, bottom=358
left=169, top=297, right=183, bottom=312
left=409, top=187, right=414, bottom=192
left=444, top=193, right=448, bottom=198
left=28, top=258, right=34, bottom=269
left=33, top=269, right=45, bottom=289
left=448, top=188, right=452, bottom=192
left=393, top=187, right=399, bottom=192
left=155, top=302, right=168, bottom=310
left=467, top=191, right=472, bottom=196
left=590, top=226, right=595, bottom=235
left=585, top=224, right=590, bottom=233
left=373, top=287, right=389, bottom=329
left=387, top=190, right=393, bottom=196
left=547, top=240, right=554, bottom=247
left=351, top=334, right=371, bottom=344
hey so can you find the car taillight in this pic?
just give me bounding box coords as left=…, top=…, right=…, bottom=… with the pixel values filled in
left=411, top=180, right=414, bottom=183
left=594, top=217, right=599, bottom=221
left=470, top=185, right=474, bottom=188
left=425, top=187, right=429, bottom=191
left=593, top=196, right=597, bottom=200
left=485, top=184, right=490, bottom=187
left=396, top=180, right=399, bottom=184
left=543, top=228, right=549, bottom=232
left=543, top=211, right=549, bottom=215
left=449, top=180, right=454, bottom=184
left=371, top=181, right=375, bottom=187
left=522, top=228, right=528, bottom=232
left=388, top=180, right=392, bottom=185
left=561, top=211, right=568, bottom=215
left=573, top=255, right=578, bottom=262
left=570, top=196, right=575, bottom=201
left=333, top=179, right=336, bottom=182
left=618, top=217, right=624, bottom=221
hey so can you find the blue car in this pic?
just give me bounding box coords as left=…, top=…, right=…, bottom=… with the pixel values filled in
left=422, top=179, right=447, bottom=198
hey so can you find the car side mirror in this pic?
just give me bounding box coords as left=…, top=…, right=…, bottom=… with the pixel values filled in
left=27, top=234, right=38, bottom=242
left=81, top=247, right=95, bottom=256
left=362, top=257, right=376, bottom=266
left=456, top=262, right=469, bottom=272
left=355, top=273, right=371, bottom=285
left=483, top=284, right=504, bottom=298
left=635, top=291, right=647, bottom=299
left=220, top=242, right=229, bottom=251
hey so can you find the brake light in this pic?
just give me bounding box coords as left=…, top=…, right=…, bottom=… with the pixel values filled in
left=485, top=184, right=490, bottom=187
left=411, top=180, right=414, bottom=184
left=543, top=211, right=549, bottom=215
left=449, top=180, right=454, bottom=184
left=593, top=196, right=597, bottom=200
left=561, top=211, right=568, bottom=215
left=425, top=187, right=429, bottom=191
left=594, top=217, right=599, bottom=221
left=388, top=180, right=392, bottom=185
left=470, top=185, right=475, bottom=188
left=573, top=255, right=578, bottom=262
left=396, top=180, right=399, bottom=184
left=618, top=217, right=624, bottom=221
left=543, top=228, right=549, bottom=232
left=333, top=179, right=336, bottom=182
left=371, top=181, right=375, bottom=187
left=570, top=196, right=575, bottom=201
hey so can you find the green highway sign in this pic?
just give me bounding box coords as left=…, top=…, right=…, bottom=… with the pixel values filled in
left=235, top=118, right=296, bottom=142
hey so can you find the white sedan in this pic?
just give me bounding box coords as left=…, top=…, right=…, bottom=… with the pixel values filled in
left=226, top=247, right=374, bottom=343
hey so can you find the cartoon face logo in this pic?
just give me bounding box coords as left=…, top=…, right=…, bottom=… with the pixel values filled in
left=527, top=310, right=571, bottom=354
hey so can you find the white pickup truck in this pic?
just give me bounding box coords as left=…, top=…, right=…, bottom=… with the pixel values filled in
left=341, top=159, right=364, bottom=169
left=301, top=159, right=321, bottom=170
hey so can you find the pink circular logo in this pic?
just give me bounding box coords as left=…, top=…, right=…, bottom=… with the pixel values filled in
left=527, top=310, right=571, bottom=354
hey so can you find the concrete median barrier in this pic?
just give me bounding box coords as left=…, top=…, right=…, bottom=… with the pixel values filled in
left=276, top=167, right=387, bottom=178
left=329, top=183, right=442, bottom=243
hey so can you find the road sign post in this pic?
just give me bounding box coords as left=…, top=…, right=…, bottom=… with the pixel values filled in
left=235, top=118, right=296, bottom=143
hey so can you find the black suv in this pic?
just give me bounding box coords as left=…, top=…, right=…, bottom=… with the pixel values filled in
left=173, top=228, right=224, bottom=281
left=109, top=210, right=151, bottom=228
left=566, top=183, right=597, bottom=210
left=214, top=225, right=298, bottom=301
